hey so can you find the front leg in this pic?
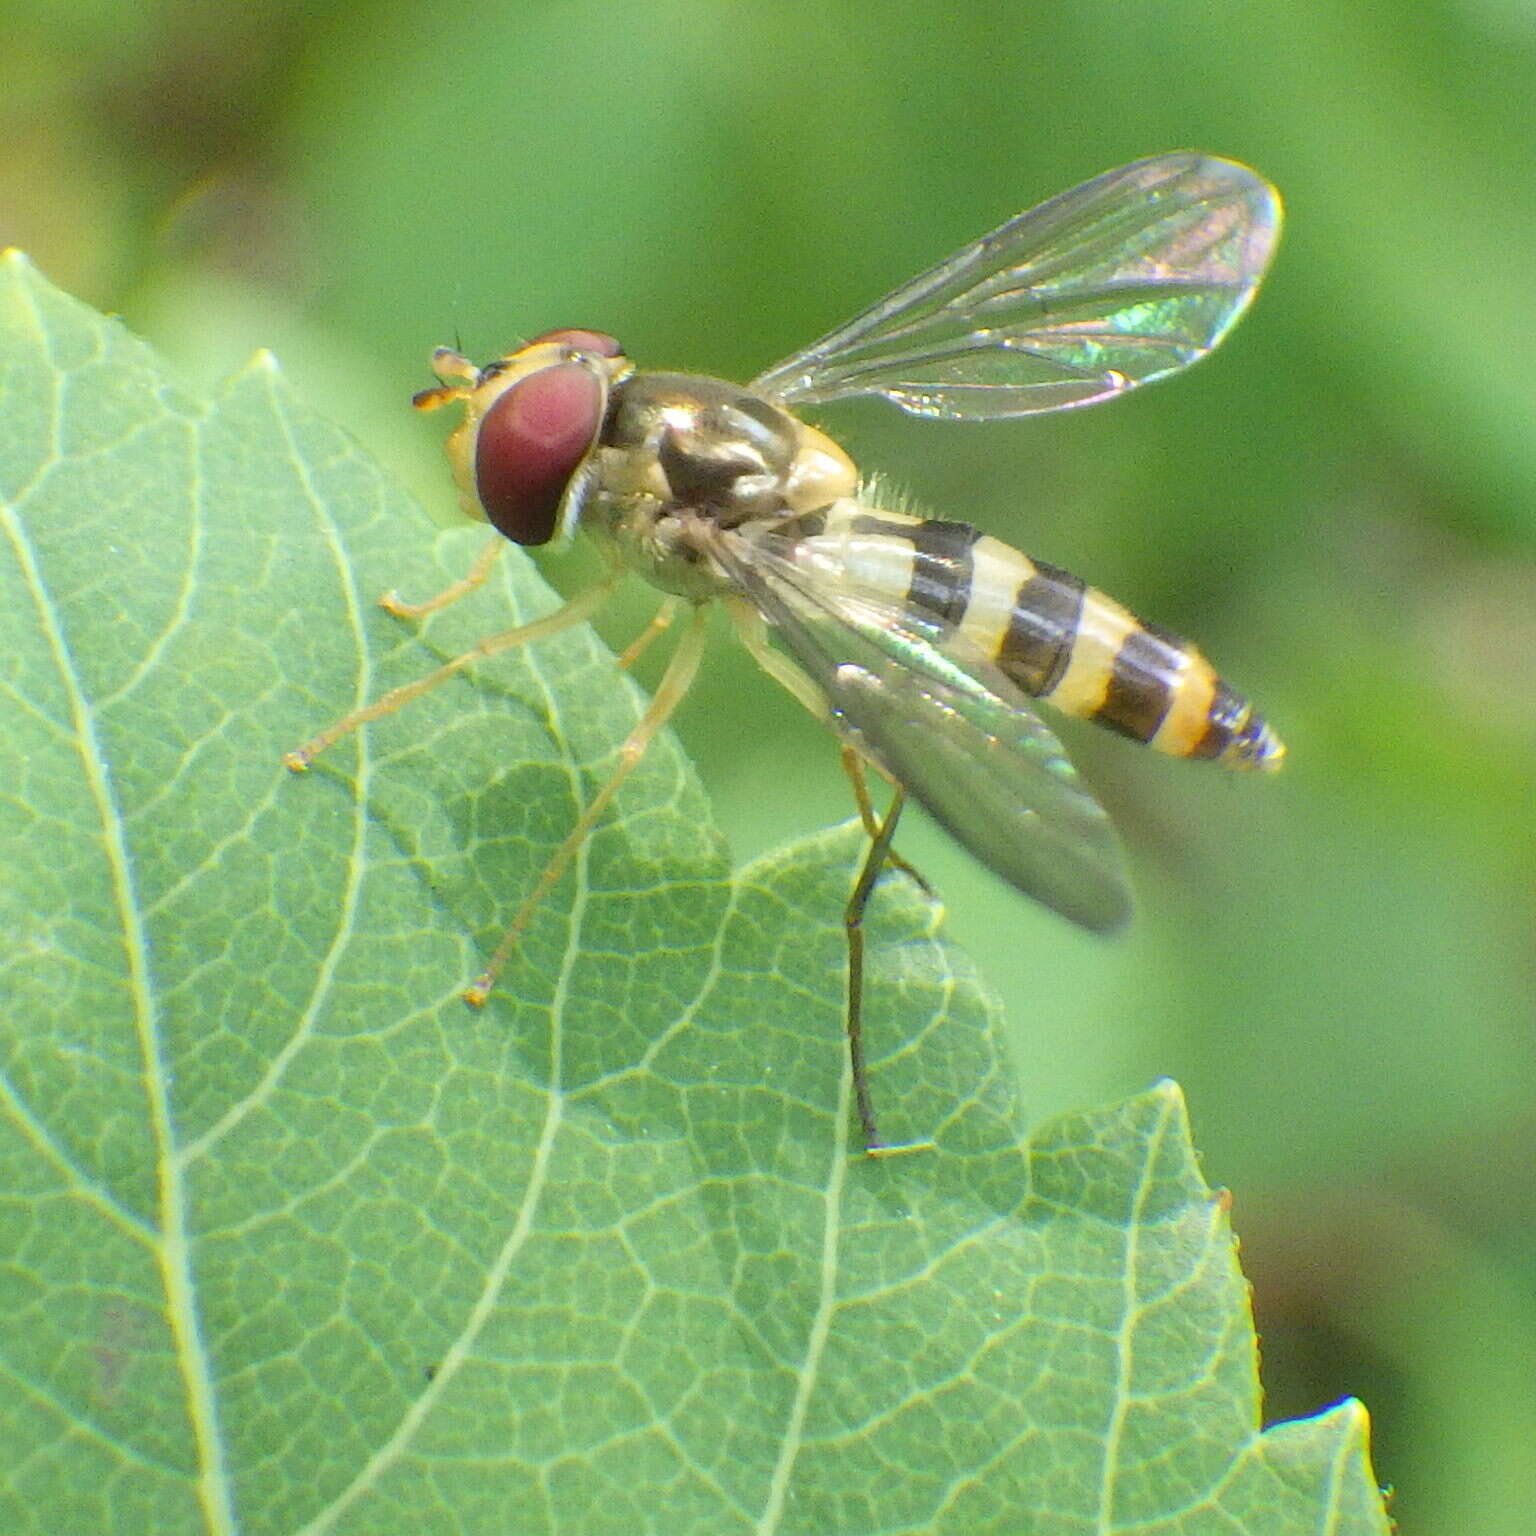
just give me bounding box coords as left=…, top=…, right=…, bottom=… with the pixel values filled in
left=388, top=348, right=500, bottom=616
left=380, top=534, right=504, bottom=619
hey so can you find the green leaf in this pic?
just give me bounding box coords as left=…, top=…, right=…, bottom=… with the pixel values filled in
left=0, top=253, right=1389, bottom=1536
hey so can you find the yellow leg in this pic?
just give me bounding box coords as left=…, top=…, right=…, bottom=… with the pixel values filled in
left=283, top=574, right=622, bottom=771
left=464, top=601, right=711, bottom=1006
left=844, top=787, right=935, bottom=1158
left=725, top=596, right=828, bottom=720
left=381, top=534, right=505, bottom=619
left=614, top=597, right=679, bottom=671
left=726, top=596, right=933, bottom=1154
left=845, top=785, right=900, bottom=1149
left=838, top=748, right=934, bottom=898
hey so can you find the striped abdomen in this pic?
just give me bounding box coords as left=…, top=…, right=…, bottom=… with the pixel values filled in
left=784, top=502, right=1284, bottom=769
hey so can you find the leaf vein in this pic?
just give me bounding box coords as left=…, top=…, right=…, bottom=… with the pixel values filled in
left=179, top=374, right=377, bottom=1166
left=2, top=270, right=239, bottom=1536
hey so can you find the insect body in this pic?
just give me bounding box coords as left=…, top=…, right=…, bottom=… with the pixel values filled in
left=287, top=152, right=1283, bottom=1152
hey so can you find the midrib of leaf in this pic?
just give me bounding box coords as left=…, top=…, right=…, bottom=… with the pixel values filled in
left=1, top=256, right=238, bottom=1534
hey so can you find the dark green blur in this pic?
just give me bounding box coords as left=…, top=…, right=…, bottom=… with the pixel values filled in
left=6, top=3, right=1531, bottom=1527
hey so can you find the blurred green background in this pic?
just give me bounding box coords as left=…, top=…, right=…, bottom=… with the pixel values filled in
left=6, top=2, right=1534, bottom=1529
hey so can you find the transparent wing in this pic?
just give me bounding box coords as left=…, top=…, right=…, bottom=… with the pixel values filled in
left=750, top=152, right=1280, bottom=420
left=712, top=527, right=1132, bottom=933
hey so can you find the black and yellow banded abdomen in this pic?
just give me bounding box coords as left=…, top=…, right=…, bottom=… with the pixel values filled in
left=783, top=502, right=1284, bottom=770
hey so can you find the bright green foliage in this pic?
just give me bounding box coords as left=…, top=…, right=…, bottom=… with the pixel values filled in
left=0, top=256, right=1388, bottom=1535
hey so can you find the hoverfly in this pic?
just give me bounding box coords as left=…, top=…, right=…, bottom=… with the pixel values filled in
left=287, top=152, right=1283, bottom=1153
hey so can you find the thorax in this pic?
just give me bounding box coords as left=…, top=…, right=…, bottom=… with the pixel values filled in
left=583, top=371, right=857, bottom=598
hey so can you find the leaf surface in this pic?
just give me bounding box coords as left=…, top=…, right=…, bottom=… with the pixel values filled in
left=0, top=254, right=1389, bottom=1536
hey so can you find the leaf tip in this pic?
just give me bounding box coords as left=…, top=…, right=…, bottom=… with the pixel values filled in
left=1278, top=1395, right=1387, bottom=1511
left=1145, top=1075, right=1189, bottom=1118
left=1322, top=1395, right=1374, bottom=1442
left=1, top=248, right=37, bottom=282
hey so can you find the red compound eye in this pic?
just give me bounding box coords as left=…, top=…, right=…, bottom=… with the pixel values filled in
left=524, top=327, right=623, bottom=357
left=474, top=362, right=605, bottom=545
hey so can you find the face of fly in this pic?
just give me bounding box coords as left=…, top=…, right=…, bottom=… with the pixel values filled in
left=418, top=330, right=866, bottom=594
left=413, top=328, right=633, bottom=547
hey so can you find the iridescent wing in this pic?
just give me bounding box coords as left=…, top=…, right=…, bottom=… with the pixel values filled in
left=750, top=152, right=1280, bottom=420
left=711, top=526, right=1132, bottom=933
